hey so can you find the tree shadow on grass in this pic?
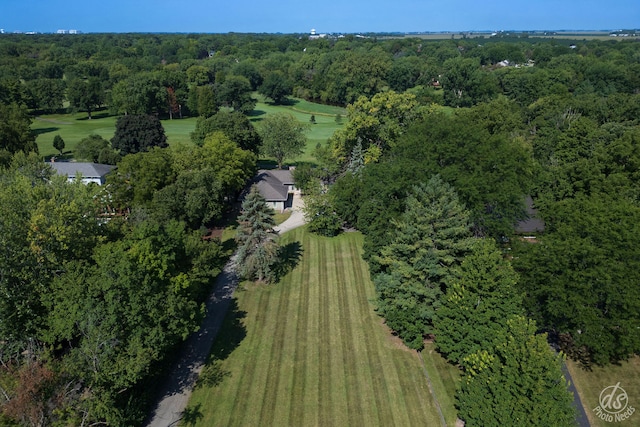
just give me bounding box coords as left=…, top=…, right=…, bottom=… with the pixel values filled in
left=32, top=126, right=59, bottom=136
left=248, top=109, right=266, bottom=123
left=194, top=298, right=247, bottom=391
left=181, top=403, right=203, bottom=426
left=76, top=111, right=111, bottom=120
left=195, top=359, right=230, bottom=390
left=210, top=298, right=247, bottom=360
left=272, top=241, right=304, bottom=282
left=278, top=98, right=299, bottom=106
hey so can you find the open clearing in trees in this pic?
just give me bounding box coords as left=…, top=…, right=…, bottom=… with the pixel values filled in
left=184, top=228, right=460, bottom=426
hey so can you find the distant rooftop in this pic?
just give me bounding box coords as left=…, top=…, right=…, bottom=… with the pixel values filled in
left=515, top=196, right=545, bottom=234
left=49, top=161, right=115, bottom=185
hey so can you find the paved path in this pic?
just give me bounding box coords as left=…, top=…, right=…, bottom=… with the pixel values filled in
left=563, top=362, right=591, bottom=427
left=145, top=195, right=307, bottom=426
left=145, top=254, right=240, bottom=427
left=274, top=191, right=306, bottom=234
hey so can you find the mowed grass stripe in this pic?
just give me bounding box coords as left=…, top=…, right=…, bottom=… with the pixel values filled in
left=258, top=256, right=294, bottom=426
left=325, top=240, right=350, bottom=425
left=288, top=230, right=311, bottom=425
left=343, top=238, right=380, bottom=426
left=302, top=234, right=321, bottom=426
left=333, top=238, right=365, bottom=424
left=276, top=285, right=303, bottom=425
left=272, top=231, right=307, bottom=424
left=317, top=239, right=333, bottom=426
left=347, top=237, right=392, bottom=425
left=194, top=288, right=268, bottom=426
left=242, top=284, right=285, bottom=426
left=347, top=239, right=441, bottom=427
left=187, top=230, right=447, bottom=427
left=230, top=287, right=275, bottom=426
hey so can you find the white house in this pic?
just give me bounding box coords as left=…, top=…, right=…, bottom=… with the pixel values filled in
left=49, top=162, right=115, bottom=185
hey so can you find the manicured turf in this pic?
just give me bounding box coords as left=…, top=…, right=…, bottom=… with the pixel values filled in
left=251, top=96, right=345, bottom=164
left=566, top=357, right=640, bottom=426
left=33, top=97, right=342, bottom=164
left=33, top=111, right=198, bottom=158
left=184, top=229, right=454, bottom=426
left=421, top=343, right=461, bottom=426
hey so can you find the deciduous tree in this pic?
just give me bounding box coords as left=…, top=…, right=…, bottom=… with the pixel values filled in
left=0, top=103, right=37, bottom=161
left=302, top=178, right=342, bottom=237
left=106, top=147, right=175, bottom=209
left=328, top=91, right=420, bottom=165
left=513, top=194, right=640, bottom=365
left=67, top=77, right=104, bottom=119
left=258, top=71, right=291, bottom=104
left=259, top=113, right=307, bottom=169
left=215, top=75, right=256, bottom=114
left=457, top=316, right=575, bottom=427
left=190, top=110, right=261, bottom=153
left=111, top=114, right=168, bottom=155
left=75, top=134, right=120, bottom=164
left=434, top=238, right=523, bottom=364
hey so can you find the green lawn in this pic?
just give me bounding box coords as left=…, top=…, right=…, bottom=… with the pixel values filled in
left=33, top=112, right=118, bottom=158
left=184, top=229, right=456, bottom=426
left=421, top=343, right=461, bottom=425
left=33, top=111, right=198, bottom=159
left=566, top=357, right=640, bottom=426
left=33, top=96, right=343, bottom=164
left=251, top=95, right=346, bottom=164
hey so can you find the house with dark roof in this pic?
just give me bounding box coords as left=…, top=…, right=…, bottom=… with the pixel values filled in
left=49, top=161, right=116, bottom=185
left=254, top=169, right=296, bottom=212
left=515, top=195, right=545, bottom=235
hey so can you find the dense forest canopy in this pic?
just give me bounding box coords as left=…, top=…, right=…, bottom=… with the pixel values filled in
left=0, top=31, right=639, bottom=425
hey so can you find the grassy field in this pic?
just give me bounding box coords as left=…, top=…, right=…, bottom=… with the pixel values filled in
left=566, top=357, right=640, bottom=426
left=33, top=96, right=344, bottom=164
left=33, top=111, right=198, bottom=158
left=183, top=229, right=459, bottom=427
left=251, top=95, right=346, bottom=163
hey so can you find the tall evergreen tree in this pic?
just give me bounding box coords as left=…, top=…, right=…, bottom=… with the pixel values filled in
left=434, top=238, right=523, bottom=364
left=235, top=186, right=279, bottom=283
left=374, top=175, right=474, bottom=349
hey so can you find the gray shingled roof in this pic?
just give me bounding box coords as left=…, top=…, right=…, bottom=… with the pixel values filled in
left=254, top=169, right=293, bottom=201
left=515, top=196, right=545, bottom=234
left=49, top=162, right=115, bottom=179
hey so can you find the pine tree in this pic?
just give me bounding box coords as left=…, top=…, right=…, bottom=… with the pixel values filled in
left=235, top=186, right=279, bottom=283
left=374, top=175, right=475, bottom=349
left=434, top=238, right=523, bottom=364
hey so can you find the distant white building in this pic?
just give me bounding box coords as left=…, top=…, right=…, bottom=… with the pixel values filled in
left=49, top=162, right=116, bottom=185
left=309, top=28, right=327, bottom=40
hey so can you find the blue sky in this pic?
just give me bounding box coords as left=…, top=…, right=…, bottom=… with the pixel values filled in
left=2, top=0, right=638, bottom=33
